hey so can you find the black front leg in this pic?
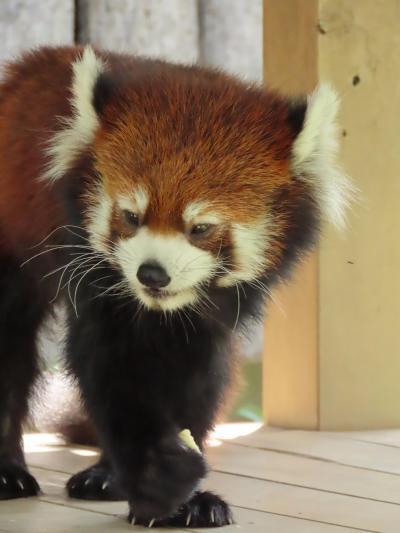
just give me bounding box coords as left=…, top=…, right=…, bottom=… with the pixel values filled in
left=66, top=310, right=207, bottom=523
left=0, top=257, right=46, bottom=500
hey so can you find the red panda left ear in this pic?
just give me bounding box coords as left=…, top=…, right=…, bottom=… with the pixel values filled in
left=290, top=84, right=354, bottom=229
left=287, top=97, right=307, bottom=138
left=93, top=72, right=119, bottom=117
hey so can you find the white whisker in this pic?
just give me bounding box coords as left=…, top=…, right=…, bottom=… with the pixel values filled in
left=72, top=258, right=108, bottom=315
left=233, top=283, right=241, bottom=331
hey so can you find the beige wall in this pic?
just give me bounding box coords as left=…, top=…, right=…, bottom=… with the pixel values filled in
left=319, top=0, right=400, bottom=429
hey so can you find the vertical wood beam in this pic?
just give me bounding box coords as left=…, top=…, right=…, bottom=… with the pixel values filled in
left=262, top=0, right=319, bottom=429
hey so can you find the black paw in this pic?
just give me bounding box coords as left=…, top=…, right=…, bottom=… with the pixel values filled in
left=126, top=444, right=207, bottom=521
left=0, top=462, right=41, bottom=500
left=128, top=491, right=234, bottom=528
left=66, top=463, right=124, bottom=501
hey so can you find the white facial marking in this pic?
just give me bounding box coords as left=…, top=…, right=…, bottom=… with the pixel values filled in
left=115, top=228, right=216, bottom=310
left=41, top=46, right=105, bottom=182
left=218, top=219, right=269, bottom=287
left=183, top=201, right=222, bottom=226
left=134, top=186, right=149, bottom=214
left=117, top=186, right=149, bottom=216
left=292, top=83, right=355, bottom=229
left=86, top=185, right=113, bottom=253
left=116, top=195, right=135, bottom=213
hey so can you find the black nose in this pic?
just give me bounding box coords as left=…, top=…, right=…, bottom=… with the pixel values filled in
left=137, top=262, right=171, bottom=289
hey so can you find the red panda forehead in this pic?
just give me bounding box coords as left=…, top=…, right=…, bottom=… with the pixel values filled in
left=95, top=135, right=292, bottom=225
left=95, top=76, right=295, bottom=173
left=94, top=78, right=296, bottom=227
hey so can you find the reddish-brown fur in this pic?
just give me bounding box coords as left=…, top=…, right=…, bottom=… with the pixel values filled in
left=0, top=46, right=304, bottom=276
left=0, top=48, right=79, bottom=256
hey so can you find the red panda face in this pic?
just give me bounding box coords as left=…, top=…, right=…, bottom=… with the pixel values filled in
left=44, top=48, right=353, bottom=312
left=85, top=173, right=273, bottom=311
left=86, top=183, right=228, bottom=310
left=84, top=90, right=294, bottom=311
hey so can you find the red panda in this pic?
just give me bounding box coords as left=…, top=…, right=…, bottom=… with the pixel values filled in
left=0, top=46, right=351, bottom=527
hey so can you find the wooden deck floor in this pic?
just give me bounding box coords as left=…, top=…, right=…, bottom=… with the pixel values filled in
left=1, top=424, right=400, bottom=532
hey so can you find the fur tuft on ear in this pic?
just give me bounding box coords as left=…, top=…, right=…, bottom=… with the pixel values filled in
left=42, top=46, right=105, bottom=182
left=287, top=98, right=307, bottom=137
left=291, top=84, right=354, bottom=229
left=93, top=72, right=119, bottom=116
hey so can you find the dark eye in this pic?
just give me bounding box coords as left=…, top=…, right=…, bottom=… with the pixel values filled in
left=190, top=223, right=212, bottom=236
left=123, top=210, right=140, bottom=228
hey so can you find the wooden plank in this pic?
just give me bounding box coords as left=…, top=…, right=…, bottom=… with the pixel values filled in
left=27, top=447, right=99, bottom=475
left=207, top=441, right=400, bottom=504
left=229, top=427, right=400, bottom=474
left=263, top=0, right=320, bottom=429
left=207, top=471, right=397, bottom=532
left=189, top=508, right=370, bottom=533
left=336, top=430, right=400, bottom=447
left=0, top=498, right=144, bottom=533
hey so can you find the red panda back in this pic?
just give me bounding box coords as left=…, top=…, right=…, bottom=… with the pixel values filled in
left=0, top=47, right=81, bottom=255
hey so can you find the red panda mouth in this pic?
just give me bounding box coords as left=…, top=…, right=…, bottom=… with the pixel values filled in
left=144, top=288, right=178, bottom=300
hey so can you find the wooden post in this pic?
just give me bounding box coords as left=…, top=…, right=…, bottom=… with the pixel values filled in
left=262, top=0, right=319, bottom=429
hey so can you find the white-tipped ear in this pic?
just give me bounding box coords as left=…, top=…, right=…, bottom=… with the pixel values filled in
left=42, top=46, right=105, bottom=182
left=292, top=83, right=354, bottom=229
left=70, top=46, right=104, bottom=135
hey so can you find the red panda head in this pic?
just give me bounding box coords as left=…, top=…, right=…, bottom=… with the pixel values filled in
left=45, top=47, right=353, bottom=312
